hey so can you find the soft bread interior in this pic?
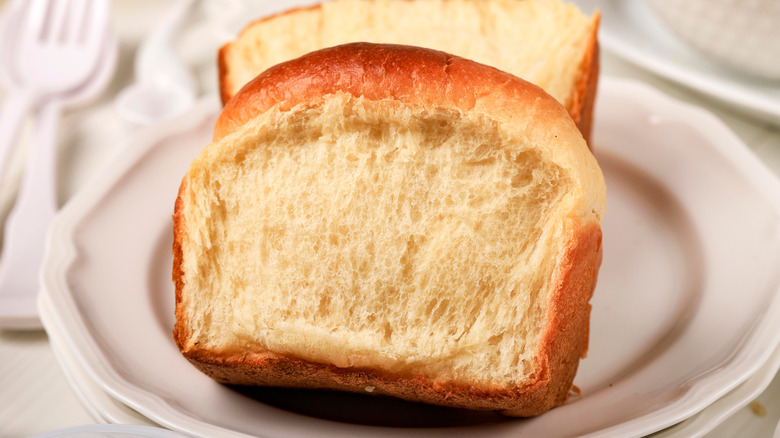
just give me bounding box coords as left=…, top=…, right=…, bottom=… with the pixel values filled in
left=178, top=94, right=581, bottom=387
left=222, top=0, right=598, bottom=118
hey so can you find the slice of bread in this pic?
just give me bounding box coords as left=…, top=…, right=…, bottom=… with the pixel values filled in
left=173, top=43, right=606, bottom=416
left=217, top=0, right=600, bottom=141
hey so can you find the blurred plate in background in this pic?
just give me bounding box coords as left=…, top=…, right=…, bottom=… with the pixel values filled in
left=574, top=0, right=780, bottom=126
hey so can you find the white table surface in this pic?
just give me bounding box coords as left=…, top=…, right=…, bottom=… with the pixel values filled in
left=0, top=1, right=779, bottom=437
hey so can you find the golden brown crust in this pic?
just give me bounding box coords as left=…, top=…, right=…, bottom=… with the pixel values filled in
left=569, top=12, right=600, bottom=144
left=501, top=219, right=602, bottom=415
left=172, top=179, right=187, bottom=351
left=175, top=219, right=602, bottom=416
left=172, top=178, right=195, bottom=354
left=217, top=3, right=324, bottom=106
left=213, top=42, right=576, bottom=142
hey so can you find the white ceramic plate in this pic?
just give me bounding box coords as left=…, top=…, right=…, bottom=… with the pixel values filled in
left=30, top=424, right=189, bottom=438
left=39, top=292, right=158, bottom=426
left=38, top=281, right=780, bottom=438
left=41, top=79, right=780, bottom=438
left=652, top=339, right=780, bottom=437
left=573, top=0, right=780, bottom=125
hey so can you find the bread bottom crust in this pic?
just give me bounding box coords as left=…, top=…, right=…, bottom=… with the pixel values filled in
left=176, top=220, right=602, bottom=417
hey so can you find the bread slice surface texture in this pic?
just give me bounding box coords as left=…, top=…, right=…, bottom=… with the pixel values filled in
left=174, top=43, right=605, bottom=416
left=218, top=0, right=600, bottom=140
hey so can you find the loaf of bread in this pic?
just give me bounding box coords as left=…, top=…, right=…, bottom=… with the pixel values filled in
left=173, top=43, right=606, bottom=416
left=217, top=0, right=600, bottom=141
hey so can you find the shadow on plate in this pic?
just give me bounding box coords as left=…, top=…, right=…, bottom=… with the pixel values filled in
left=229, top=385, right=509, bottom=428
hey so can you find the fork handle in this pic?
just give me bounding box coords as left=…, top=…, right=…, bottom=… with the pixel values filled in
left=0, top=90, right=37, bottom=180
left=0, top=99, right=60, bottom=325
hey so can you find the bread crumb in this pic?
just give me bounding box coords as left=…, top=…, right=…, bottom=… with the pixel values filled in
left=749, top=400, right=767, bottom=417
left=365, top=386, right=375, bottom=393
left=569, top=385, right=582, bottom=397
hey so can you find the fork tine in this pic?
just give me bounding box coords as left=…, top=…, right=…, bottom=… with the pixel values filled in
left=82, top=0, right=109, bottom=45
left=23, top=0, right=49, bottom=42
left=66, top=0, right=88, bottom=43
left=46, top=0, right=69, bottom=42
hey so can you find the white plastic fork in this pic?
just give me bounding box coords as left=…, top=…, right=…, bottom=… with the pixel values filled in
left=0, top=0, right=108, bottom=179
left=0, top=0, right=112, bottom=330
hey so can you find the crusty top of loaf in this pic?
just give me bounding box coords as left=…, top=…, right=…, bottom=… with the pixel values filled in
left=214, top=42, right=605, bottom=220
left=217, top=0, right=600, bottom=140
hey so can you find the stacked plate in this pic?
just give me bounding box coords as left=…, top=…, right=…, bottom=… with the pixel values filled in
left=573, top=0, right=780, bottom=126
left=38, top=78, right=780, bottom=437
